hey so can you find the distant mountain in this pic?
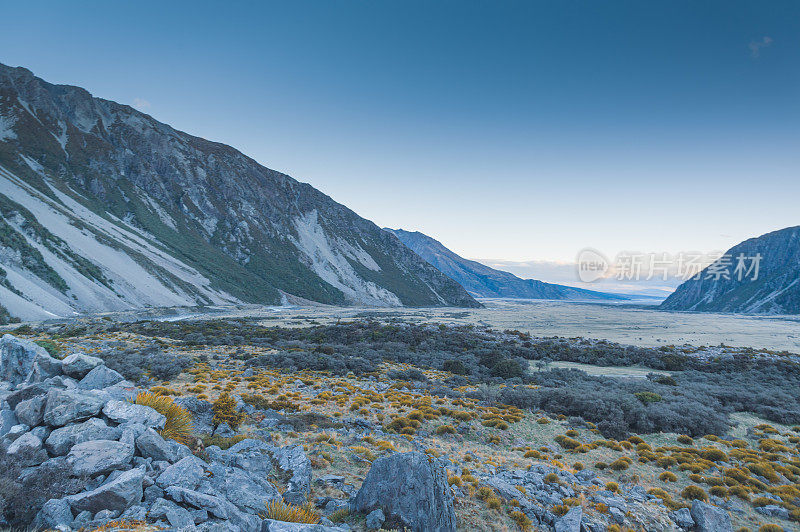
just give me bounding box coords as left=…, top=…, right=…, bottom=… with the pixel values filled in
left=386, top=229, right=626, bottom=301
left=0, top=63, right=479, bottom=321
left=661, top=226, right=800, bottom=314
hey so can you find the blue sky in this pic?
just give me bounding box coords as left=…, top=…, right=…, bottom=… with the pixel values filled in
left=2, top=1, right=798, bottom=271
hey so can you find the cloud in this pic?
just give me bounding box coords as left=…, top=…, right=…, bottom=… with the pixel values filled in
left=132, top=98, right=151, bottom=110
left=748, top=36, right=773, bottom=58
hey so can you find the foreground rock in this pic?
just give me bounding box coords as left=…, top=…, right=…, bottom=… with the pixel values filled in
left=353, top=451, right=457, bottom=532
left=690, top=500, right=733, bottom=532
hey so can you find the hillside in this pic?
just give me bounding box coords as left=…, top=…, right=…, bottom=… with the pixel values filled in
left=386, top=229, right=625, bottom=301
left=660, top=226, right=800, bottom=314
left=0, top=63, right=478, bottom=321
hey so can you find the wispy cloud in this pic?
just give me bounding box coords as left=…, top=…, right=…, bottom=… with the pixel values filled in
left=132, top=97, right=151, bottom=110
left=748, top=36, right=773, bottom=58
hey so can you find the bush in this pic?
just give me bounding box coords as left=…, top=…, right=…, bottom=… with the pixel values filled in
left=443, top=359, right=469, bottom=375
left=135, top=391, right=194, bottom=445
left=659, top=471, right=677, bottom=482
left=263, top=500, right=319, bottom=523
left=212, top=392, right=245, bottom=429
left=681, top=485, right=708, bottom=502
left=435, top=424, right=456, bottom=435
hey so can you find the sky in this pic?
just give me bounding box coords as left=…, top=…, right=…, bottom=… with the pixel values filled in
left=1, top=1, right=798, bottom=284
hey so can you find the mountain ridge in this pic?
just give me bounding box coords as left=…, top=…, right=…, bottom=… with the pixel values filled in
left=386, top=228, right=626, bottom=301
left=660, top=225, right=800, bottom=314
left=0, top=63, right=479, bottom=321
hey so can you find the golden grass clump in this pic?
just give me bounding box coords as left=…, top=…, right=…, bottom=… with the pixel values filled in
left=677, top=435, right=694, bottom=445
left=509, top=509, right=532, bottom=531
left=659, top=471, right=678, bottom=482
left=681, top=485, right=708, bottom=502
left=212, top=392, right=245, bottom=429
left=435, top=424, right=456, bottom=435
left=134, top=392, right=194, bottom=445
left=263, top=499, right=319, bottom=524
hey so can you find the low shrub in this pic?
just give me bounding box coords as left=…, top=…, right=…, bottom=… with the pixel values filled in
left=681, top=485, right=708, bottom=502
left=134, top=392, right=194, bottom=445
left=263, top=500, right=319, bottom=523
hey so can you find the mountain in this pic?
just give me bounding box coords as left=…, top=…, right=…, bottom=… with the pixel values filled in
left=0, top=63, right=479, bottom=321
left=386, top=229, right=626, bottom=301
left=660, top=226, right=800, bottom=314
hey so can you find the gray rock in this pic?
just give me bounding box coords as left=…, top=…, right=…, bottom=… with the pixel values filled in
left=260, top=520, right=344, bottom=531
left=73, top=510, right=92, bottom=528
left=14, top=394, right=46, bottom=426
left=94, top=509, right=118, bottom=522
left=7, top=431, right=47, bottom=465
left=157, top=455, right=208, bottom=489
left=78, top=365, right=125, bottom=390
left=175, top=396, right=214, bottom=433
left=273, top=445, right=312, bottom=499
left=136, top=427, right=179, bottom=462
left=554, top=506, right=582, bottom=532
left=365, top=508, right=385, bottom=530
left=121, top=504, right=149, bottom=521
left=168, top=506, right=198, bottom=530
left=353, top=451, right=456, bottom=532
left=33, top=498, right=74, bottom=529
left=5, top=423, right=29, bottom=441
left=43, top=389, right=105, bottom=427
left=103, top=400, right=165, bottom=429
left=0, top=334, right=62, bottom=386
left=67, top=467, right=145, bottom=514
left=214, top=422, right=235, bottom=437
left=149, top=497, right=181, bottom=519
left=609, top=506, right=625, bottom=524
left=166, top=486, right=229, bottom=518
left=690, top=500, right=733, bottom=532
left=223, top=466, right=282, bottom=513
left=45, top=417, right=122, bottom=456
left=755, top=504, right=790, bottom=519
left=671, top=507, right=695, bottom=529
left=0, top=407, right=18, bottom=436
left=68, top=439, right=135, bottom=477
left=61, top=353, right=104, bottom=379
left=5, top=381, right=53, bottom=409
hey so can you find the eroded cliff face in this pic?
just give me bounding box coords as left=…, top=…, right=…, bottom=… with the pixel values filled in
left=0, top=63, right=478, bottom=319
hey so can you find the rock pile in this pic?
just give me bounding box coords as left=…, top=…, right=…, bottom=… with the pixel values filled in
left=0, top=334, right=347, bottom=531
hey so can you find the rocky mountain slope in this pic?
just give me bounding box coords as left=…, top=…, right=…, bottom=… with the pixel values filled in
left=0, top=63, right=478, bottom=321
left=386, top=228, right=625, bottom=301
left=661, top=226, right=800, bottom=314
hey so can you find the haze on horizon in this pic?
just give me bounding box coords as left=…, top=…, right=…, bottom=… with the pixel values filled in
left=1, top=1, right=797, bottom=270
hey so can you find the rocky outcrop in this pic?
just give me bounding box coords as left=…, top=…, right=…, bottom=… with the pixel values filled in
left=690, top=500, right=733, bottom=532
left=0, top=335, right=344, bottom=531
left=353, top=451, right=457, bottom=532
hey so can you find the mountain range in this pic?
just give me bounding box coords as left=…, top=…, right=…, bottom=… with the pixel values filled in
left=386, top=229, right=626, bottom=301
left=0, top=63, right=479, bottom=321
left=660, top=226, right=800, bottom=315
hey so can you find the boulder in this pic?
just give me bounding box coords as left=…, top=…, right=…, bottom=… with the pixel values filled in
left=555, top=507, right=582, bottom=532
left=5, top=381, right=52, bottom=409
left=0, top=334, right=62, bottom=386
left=223, top=466, right=282, bottom=513
left=67, top=440, right=135, bottom=477
left=366, top=508, right=385, bottom=530
left=353, top=451, right=456, bottom=532
left=61, top=353, right=103, bottom=379
left=671, top=507, right=695, bottom=529
left=14, top=394, right=46, bottom=426
left=45, top=417, right=122, bottom=456
left=103, top=400, right=165, bottom=429
left=7, top=431, right=46, bottom=465
left=272, top=445, right=312, bottom=501
left=78, top=365, right=125, bottom=390
left=165, top=486, right=229, bottom=518
left=157, top=455, right=208, bottom=489
left=0, top=406, right=18, bottom=436
left=175, top=396, right=214, bottom=433
left=136, top=427, right=180, bottom=462
left=67, top=467, right=145, bottom=514
left=261, top=520, right=344, bottom=531
left=32, top=498, right=74, bottom=529
left=690, top=501, right=732, bottom=532
left=43, top=389, right=105, bottom=427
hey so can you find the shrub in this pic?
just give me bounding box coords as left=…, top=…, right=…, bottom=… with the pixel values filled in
left=476, top=486, right=495, bottom=500
left=200, top=434, right=247, bottom=449
left=606, top=481, right=619, bottom=492
left=659, top=471, right=677, bottom=482
left=443, top=359, right=469, bottom=375
left=758, top=526, right=783, bottom=532
left=212, top=392, right=245, bottom=429
left=134, top=392, right=194, bottom=445
left=709, top=486, right=728, bottom=497
left=545, top=473, right=559, bottom=483
left=609, top=458, right=630, bottom=471
left=595, top=462, right=607, bottom=470
left=681, top=485, right=708, bottom=502
left=554, top=435, right=581, bottom=450
left=435, top=424, right=456, bottom=435
left=509, top=509, right=532, bottom=531
left=487, top=496, right=502, bottom=509
left=634, top=391, right=662, bottom=404
left=34, top=339, right=62, bottom=358
left=700, top=448, right=728, bottom=462
left=551, top=504, right=569, bottom=516
left=677, top=435, right=694, bottom=445
left=263, top=500, right=319, bottom=523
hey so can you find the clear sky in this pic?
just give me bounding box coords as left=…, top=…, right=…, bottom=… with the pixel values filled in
left=1, top=1, right=798, bottom=266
